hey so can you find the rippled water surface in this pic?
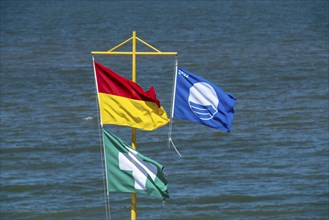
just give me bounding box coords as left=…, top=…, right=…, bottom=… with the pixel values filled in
left=1, top=1, right=328, bottom=219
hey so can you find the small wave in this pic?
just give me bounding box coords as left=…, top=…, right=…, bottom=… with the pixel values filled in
left=83, top=116, right=93, bottom=120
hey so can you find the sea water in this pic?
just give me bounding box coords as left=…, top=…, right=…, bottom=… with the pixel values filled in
left=1, top=1, right=328, bottom=219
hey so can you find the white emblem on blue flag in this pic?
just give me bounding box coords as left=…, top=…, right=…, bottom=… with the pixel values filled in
left=188, top=82, right=219, bottom=120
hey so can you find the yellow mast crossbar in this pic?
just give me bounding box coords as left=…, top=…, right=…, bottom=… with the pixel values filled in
left=91, top=51, right=177, bottom=55
left=92, top=32, right=177, bottom=56
left=92, top=31, right=177, bottom=220
left=136, top=36, right=161, bottom=52
left=107, top=37, right=133, bottom=52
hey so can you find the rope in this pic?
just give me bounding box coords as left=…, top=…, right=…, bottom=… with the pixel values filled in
left=92, top=56, right=111, bottom=220
left=168, top=56, right=182, bottom=157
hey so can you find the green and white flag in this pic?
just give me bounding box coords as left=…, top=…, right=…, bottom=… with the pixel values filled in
left=102, top=128, right=169, bottom=199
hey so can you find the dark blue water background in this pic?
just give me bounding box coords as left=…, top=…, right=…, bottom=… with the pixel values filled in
left=1, top=1, right=328, bottom=219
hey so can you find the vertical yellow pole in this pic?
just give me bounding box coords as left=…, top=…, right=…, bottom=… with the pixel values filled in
left=92, top=31, right=177, bottom=220
left=131, top=31, right=137, bottom=220
left=132, top=31, right=137, bottom=83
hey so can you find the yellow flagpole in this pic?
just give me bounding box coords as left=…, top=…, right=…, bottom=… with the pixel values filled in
left=92, top=31, right=177, bottom=220
left=131, top=31, right=137, bottom=220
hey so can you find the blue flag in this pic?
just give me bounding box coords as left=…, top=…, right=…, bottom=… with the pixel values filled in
left=173, top=67, right=236, bottom=132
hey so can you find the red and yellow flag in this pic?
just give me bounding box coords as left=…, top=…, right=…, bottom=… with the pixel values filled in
left=94, top=61, right=170, bottom=130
